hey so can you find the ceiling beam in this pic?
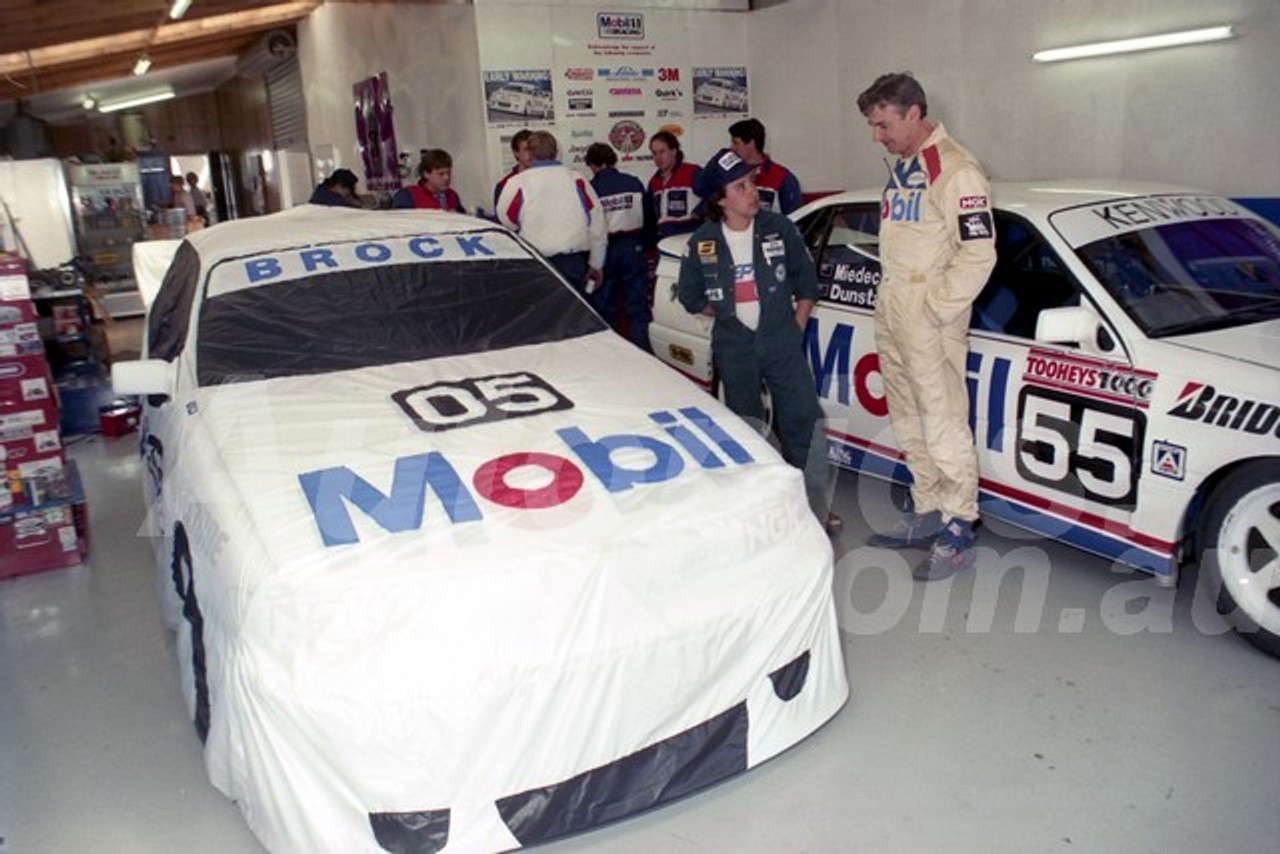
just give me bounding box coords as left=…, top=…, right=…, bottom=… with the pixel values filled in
left=0, top=1, right=320, bottom=79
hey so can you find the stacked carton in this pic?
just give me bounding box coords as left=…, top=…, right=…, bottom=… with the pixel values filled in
left=1, top=253, right=81, bottom=579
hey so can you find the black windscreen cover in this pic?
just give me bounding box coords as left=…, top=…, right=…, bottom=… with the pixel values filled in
left=196, top=257, right=605, bottom=386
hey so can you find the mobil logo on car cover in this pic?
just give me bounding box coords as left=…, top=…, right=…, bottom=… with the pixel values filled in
left=298, top=372, right=759, bottom=547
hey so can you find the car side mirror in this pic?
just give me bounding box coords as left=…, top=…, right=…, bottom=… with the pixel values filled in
left=1034, top=305, right=1114, bottom=353
left=113, top=359, right=176, bottom=401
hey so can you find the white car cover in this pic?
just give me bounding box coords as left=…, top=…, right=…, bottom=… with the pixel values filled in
left=128, top=208, right=849, bottom=854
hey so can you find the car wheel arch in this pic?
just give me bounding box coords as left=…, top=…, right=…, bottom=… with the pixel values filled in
left=1179, top=455, right=1280, bottom=563
left=1190, top=456, right=1280, bottom=657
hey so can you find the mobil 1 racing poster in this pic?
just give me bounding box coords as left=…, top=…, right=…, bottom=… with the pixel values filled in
left=475, top=5, right=749, bottom=187
left=545, top=7, right=689, bottom=178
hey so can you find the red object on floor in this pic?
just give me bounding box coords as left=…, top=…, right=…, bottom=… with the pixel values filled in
left=99, top=401, right=141, bottom=437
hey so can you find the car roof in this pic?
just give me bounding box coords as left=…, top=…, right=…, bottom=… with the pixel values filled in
left=800, top=179, right=1216, bottom=219
left=182, top=206, right=506, bottom=268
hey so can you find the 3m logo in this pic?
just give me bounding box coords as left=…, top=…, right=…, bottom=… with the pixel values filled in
left=658, top=68, right=681, bottom=82
left=1168, top=382, right=1280, bottom=436
left=393, top=372, right=572, bottom=433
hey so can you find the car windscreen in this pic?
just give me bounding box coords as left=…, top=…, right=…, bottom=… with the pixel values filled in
left=1072, top=216, right=1280, bottom=337
left=196, top=251, right=605, bottom=387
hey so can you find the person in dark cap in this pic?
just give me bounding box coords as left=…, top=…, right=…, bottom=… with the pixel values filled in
left=677, top=148, right=836, bottom=532
left=309, top=168, right=361, bottom=207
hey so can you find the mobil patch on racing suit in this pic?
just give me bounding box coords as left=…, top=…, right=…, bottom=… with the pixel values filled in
left=876, top=123, right=997, bottom=522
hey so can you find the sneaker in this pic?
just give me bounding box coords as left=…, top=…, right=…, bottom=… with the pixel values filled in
left=867, top=510, right=942, bottom=549
left=913, top=518, right=977, bottom=581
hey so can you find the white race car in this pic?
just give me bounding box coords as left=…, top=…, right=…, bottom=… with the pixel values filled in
left=650, top=182, right=1280, bottom=657
left=487, top=82, right=553, bottom=118
left=693, top=78, right=748, bottom=112
left=114, top=208, right=847, bottom=853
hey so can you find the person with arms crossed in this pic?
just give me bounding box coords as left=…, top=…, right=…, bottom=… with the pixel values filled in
left=677, top=148, right=836, bottom=531
left=497, top=131, right=607, bottom=297
left=856, top=71, right=997, bottom=580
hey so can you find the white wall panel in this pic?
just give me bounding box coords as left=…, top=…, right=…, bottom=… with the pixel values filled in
left=299, top=3, right=486, bottom=208
left=298, top=0, right=1277, bottom=204
left=748, top=0, right=1279, bottom=196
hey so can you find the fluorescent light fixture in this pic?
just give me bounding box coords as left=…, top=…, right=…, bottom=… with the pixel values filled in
left=132, top=54, right=152, bottom=75
left=1033, top=25, right=1235, bottom=62
left=169, top=0, right=193, bottom=19
left=98, top=87, right=176, bottom=113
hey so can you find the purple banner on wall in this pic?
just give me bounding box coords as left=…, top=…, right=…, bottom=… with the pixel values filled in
left=353, top=72, right=402, bottom=193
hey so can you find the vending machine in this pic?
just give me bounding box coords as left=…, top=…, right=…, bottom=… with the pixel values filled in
left=65, top=162, right=146, bottom=317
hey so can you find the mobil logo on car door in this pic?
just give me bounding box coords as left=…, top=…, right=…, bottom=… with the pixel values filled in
left=802, top=316, right=1014, bottom=478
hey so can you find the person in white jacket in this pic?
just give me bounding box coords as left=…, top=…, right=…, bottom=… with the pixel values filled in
left=856, top=72, right=997, bottom=581
left=496, top=131, right=607, bottom=296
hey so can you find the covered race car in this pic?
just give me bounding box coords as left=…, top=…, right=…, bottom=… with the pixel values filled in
left=113, top=207, right=848, bottom=854
left=650, top=182, right=1280, bottom=657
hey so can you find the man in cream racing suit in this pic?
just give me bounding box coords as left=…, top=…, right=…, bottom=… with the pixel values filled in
left=856, top=72, right=997, bottom=580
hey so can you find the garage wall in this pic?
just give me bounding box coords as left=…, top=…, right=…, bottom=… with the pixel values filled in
left=299, top=2, right=488, bottom=206
left=748, top=0, right=1280, bottom=197
left=298, top=0, right=1277, bottom=204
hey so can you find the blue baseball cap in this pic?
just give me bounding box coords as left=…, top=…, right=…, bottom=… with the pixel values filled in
left=698, top=148, right=754, bottom=198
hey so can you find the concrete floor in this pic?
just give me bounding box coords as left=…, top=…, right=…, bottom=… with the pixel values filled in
left=2, top=434, right=1277, bottom=854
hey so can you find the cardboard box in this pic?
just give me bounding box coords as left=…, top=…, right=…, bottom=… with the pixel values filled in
left=0, top=503, right=81, bottom=580
left=0, top=397, right=60, bottom=435
left=2, top=429, right=64, bottom=464
left=0, top=254, right=28, bottom=278
left=0, top=320, right=43, bottom=357
left=52, top=303, right=83, bottom=336
left=2, top=442, right=66, bottom=512
left=0, top=351, right=54, bottom=406
left=0, top=299, right=36, bottom=328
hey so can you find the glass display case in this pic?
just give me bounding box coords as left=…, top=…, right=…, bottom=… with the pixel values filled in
left=66, top=162, right=146, bottom=317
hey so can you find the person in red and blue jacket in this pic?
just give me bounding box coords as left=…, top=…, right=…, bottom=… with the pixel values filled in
left=393, top=149, right=465, bottom=212
left=585, top=142, right=650, bottom=351
left=647, top=130, right=704, bottom=241
left=728, top=118, right=802, bottom=215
